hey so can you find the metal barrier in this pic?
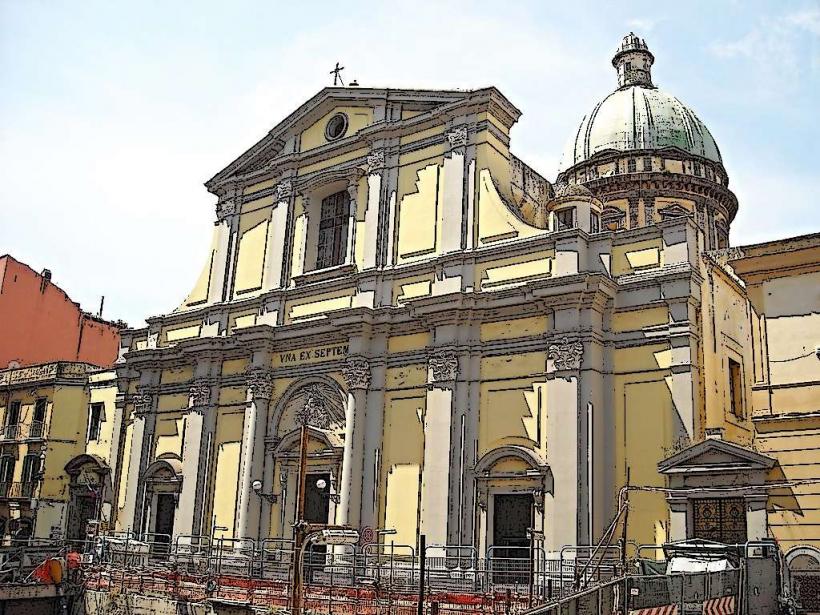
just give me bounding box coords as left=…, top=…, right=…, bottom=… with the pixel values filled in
left=0, top=535, right=743, bottom=614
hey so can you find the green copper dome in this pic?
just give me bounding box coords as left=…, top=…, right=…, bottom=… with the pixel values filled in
left=558, top=34, right=723, bottom=172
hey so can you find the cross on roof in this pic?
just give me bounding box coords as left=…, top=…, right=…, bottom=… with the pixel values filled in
left=330, top=62, right=345, bottom=86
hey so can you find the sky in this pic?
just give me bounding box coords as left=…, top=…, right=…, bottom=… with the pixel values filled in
left=1, top=0, right=818, bottom=327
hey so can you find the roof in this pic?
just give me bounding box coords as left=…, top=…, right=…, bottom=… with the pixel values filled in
left=206, top=86, right=522, bottom=191
left=558, top=85, right=722, bottom=172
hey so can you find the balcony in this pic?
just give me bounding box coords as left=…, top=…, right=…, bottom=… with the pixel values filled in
left=0, top=422, right=46, bottom=442
left=0, top=481, right=37, bottom=500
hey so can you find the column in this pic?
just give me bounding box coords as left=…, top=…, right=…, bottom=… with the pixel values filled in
left=441, top=127, right=467, bottom=254
left=122, top=391, right=156, bottom=535
left=362, top=151, right=385, bottom=270
left=359, top=360, right=385, bottom=533
left=235, top=367, right=274, bottom=539
left=338, top=357, right=371, bottom=528
left=344, top=179, right=361, bottom=266
left=420, top=349, right=458, bottom=548
left=173, top=380, right=210, bottom=539
left=544, top=337, right=583, bottom=552
left=262, top=180, right=292, bottom=290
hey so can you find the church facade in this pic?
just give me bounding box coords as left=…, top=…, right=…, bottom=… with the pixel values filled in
left=82, top=34, right=819, bottom=561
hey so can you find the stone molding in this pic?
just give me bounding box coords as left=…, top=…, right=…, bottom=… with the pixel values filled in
left=296, top=384, right=332, bottom=428
left=132, top=393, right=153, bottom=416
left=547, top=337, right=584, bottom=371
left=365, top=150, right=385, bottom=174
left=342, top=358, right=371, bottom=390
left=446, top=126, right=468, bottom=149
left=428, top=350, right=459, bottom=383
left=246, top=368, right=275, bottom=400
left=276, top=180, right=293, bottom=201
left=216, top=199, right=236, bottom=220
left=188, top=381, right=211, bottom=409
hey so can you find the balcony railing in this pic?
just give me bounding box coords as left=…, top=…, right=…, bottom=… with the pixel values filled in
left=0, top=481, right=38, bottom=499
left=0, top=421, right=45, bottom=441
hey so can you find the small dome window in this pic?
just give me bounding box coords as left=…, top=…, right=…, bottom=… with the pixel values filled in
left=324, top=113, right=349, bottom=141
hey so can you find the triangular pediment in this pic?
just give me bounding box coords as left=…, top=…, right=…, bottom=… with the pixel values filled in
left=658, top=438, right=775, bottom=475
left=206, top=87, right=478, bottom=190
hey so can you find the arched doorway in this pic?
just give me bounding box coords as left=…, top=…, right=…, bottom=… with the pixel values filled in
left=64, top=454, right=111, bottom=543
left=267, top=379, right=346, bottom=539
left=786, top=546, right=820, bottom=613
left=141, top=454, right=182, bottom=549
left=474, top=446, right=552, bottom=574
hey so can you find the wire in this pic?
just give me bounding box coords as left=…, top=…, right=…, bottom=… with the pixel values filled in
left=768, top=349, right=817, bottom=363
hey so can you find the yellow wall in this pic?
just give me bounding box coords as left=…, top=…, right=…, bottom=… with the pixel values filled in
left=300, top=106, right=373, bottom=152
left=380, top=394, right=425, bottom=548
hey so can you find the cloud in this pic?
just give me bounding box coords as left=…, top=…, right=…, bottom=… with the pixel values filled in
left=626, top=18, right=660, bottom=34
left=710, top=7, right=820, bottom=90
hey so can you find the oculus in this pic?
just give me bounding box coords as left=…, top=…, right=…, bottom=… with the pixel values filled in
left=324, top=113, right=348, bottom=141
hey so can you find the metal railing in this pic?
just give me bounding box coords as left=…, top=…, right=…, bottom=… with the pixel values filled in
left=0, top=421, right=45, bottom=440
left=0, top=534, right=748, bottom=614
left=0, top=481, right=37, bottom=499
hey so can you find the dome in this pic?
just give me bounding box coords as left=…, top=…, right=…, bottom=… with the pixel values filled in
left=555, top=182, right=593, bottom=198
left=558, top=34, right=722, bottom=172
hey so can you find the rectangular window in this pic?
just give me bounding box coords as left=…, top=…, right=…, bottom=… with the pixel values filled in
left=0, top=456, right=15, bottom=496
left=555, top=208, right=575, bottom=231
left=692, top=498, right=747, bottom=543
left=728, top=358, right=744, bottom=419
left=642, top=156, right=652, bottom=172
left=590, top=212, right=600, bottom=234
left=693, top=161, right=703, bottom=176
left=4, top=401, right=21, bottom=439
left=627, top=158, right=637, bottom=173
left=32, top=398, right=46, bottom=438
left=88, top=402, right=103, bottom=441
left=20, top=454, right=39, bottom=496
left=316, top=190, right=350, bottom=270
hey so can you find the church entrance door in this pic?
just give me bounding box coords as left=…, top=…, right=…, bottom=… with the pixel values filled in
left=153, top=493, right=175, bottom=551
left=304, top=473, right=331, bottom=576
left=492, top=493, right=532, bottom=584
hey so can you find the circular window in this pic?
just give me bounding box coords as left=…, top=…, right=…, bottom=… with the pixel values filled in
left=324, top=113, right=348, bottom=141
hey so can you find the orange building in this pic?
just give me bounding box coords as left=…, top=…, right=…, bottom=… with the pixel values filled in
left=0, top=255, right=123, bottom=369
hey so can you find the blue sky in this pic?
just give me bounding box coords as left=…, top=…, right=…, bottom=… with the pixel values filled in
left=1, top=0, right=818, bottom=326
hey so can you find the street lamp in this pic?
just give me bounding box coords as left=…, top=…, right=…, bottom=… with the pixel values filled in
left=251, top=479, right=279, bottom=503
left=315, top=478, right=341, bottom=504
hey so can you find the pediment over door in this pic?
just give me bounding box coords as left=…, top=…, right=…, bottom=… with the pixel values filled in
left=658, top=438, right=775, bottom=475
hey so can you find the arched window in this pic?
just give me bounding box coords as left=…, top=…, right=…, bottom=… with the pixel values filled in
left=316, top=190, right=350, bottom=269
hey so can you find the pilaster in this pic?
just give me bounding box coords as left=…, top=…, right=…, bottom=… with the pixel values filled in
left=544, top=337, right=584, bottom=551
left=235, top=362, right=274, bottom=539
left=420, top=349, right=459, bottom=548
left=262, top=180, right=292, bottom=290
left=338, top=357, right=371, bottom=528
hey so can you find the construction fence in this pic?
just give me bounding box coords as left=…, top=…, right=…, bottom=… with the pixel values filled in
left=0, top=535, right=743, bottom=614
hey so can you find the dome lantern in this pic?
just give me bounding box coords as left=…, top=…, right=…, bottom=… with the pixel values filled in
left=612, top=32, right=654, bottom=88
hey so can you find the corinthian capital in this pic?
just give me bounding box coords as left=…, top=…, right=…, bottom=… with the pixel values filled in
left=132, top=393, right=152, bottom=417
left=276, top=180, right=293, bottom=201
left=342, top=358, right=371, bottom=390
left=246, top=368, right=275, bottom=400
left=188, top=381, right=211, bottom=409
left=428, top=350, right=458, bottom=383
left=446, top=126, right=468, bottom=149
left=547, top=337, right=584, bottom=371
left=365, top=150, right=385, bottom=174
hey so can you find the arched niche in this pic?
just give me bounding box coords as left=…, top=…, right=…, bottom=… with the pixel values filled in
left=267, top=377, right=347, bottom=538
left=474, top=446, right=552, bottom=558
left=141, top=453, right=182, bottom=543
left=64, top=454, right=112, bottom=541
